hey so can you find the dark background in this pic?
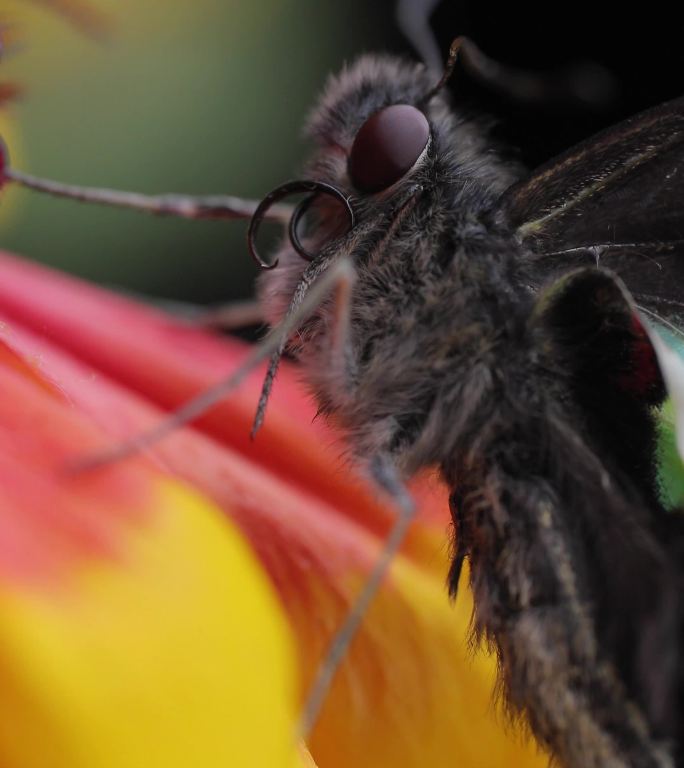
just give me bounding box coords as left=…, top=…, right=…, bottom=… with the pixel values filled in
left=1, top=0, right=683, bottom=308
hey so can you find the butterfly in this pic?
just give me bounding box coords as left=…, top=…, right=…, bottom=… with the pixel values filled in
left=2, top=15, right=684, bottom=768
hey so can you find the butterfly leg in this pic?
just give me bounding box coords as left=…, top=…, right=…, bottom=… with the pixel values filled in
left=251, top=249, right=359, bottom=436
left=70, top=257, right=354, bottom=470
left=190, top=300, right=265, bottom=330
left=110, top=290, right=266, bottom=330
left=298, top=454, right=416, bottom=737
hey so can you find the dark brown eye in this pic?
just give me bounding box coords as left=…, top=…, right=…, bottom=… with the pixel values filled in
left=348, top=104, right=430, bottom=194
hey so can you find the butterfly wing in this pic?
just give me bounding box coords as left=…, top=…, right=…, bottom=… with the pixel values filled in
left=510, top=116, right=684, bottom=741
left=499, top=96, right=684, bottom=324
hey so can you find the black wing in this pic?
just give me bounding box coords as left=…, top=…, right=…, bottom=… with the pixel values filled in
left=505, top=113, right=684, bottom=749
left=499, top=96, right=684, bottom=322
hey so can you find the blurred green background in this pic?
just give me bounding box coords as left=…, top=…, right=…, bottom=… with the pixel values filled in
left=3, top=0, right=683, bottom=308
left=0, top=0, right=390, bottom=304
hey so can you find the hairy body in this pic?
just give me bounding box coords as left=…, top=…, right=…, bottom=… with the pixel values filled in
left=259, top=55, right=683, bottom=767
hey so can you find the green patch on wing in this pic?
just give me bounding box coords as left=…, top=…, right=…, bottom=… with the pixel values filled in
left=656, top=400, right=684, bottom=509
left=653, top=326, right=684, bottom=509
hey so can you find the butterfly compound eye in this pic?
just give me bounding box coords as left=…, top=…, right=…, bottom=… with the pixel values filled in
left=348, top=104, right=430, bottom=194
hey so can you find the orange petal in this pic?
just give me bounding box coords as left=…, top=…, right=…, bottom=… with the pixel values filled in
left=0, top=324, right=301, bottom=767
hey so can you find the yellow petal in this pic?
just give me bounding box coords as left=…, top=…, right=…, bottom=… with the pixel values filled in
left=0, top=481, right=300, bottom=768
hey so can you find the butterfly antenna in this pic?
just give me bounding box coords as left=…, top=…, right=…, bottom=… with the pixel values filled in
left=395, top=0, right=442, bottom=72
left=446, top=38, right=619, bottom=110
left=1, top=165, right=291, bottom=222
left=419, top=36, right=465, bottom=106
